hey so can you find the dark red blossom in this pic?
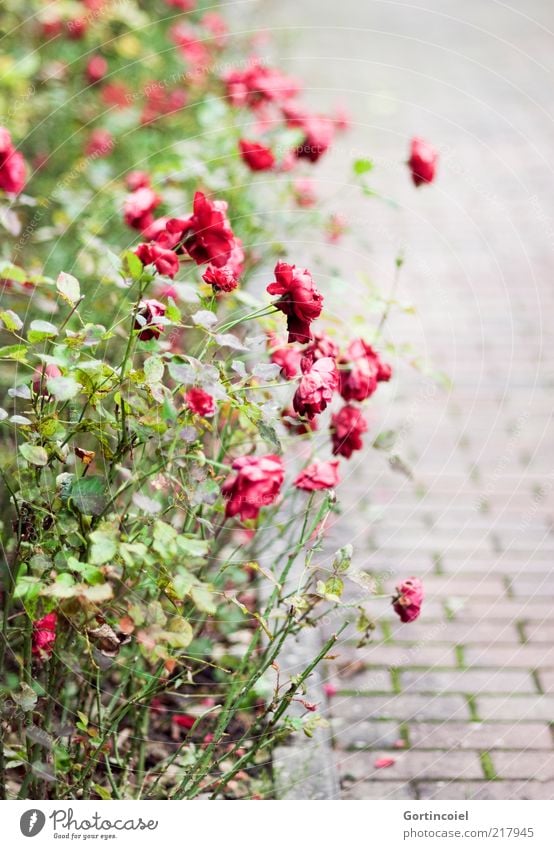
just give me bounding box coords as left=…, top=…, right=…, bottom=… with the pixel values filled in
left=135, top=242, right=179, bottom=278
left=165, top=191, right=237, bottom=268
left=239, top=139, right=275, bottom=171
left=185, top=388, right=215, bottom=417
left=331, top=404, right=368, bottom=458
left=134, top=299, right=167, bottom=341
left=32, top=613, right=57, bottom=660
left=392, top=577, right=424, bottom=623
left=339, top=339, right=392, bottom=402
left=222, top=455, right=285, bottom=521
left=293, top=357, right=338, bottom=419
left=124, top=187, right=161, bottom=231
left=267, top=262, right=323, bottom=343
left=202, top=264, right=238, bottom=292
left=0, top=127, right=26, bottom=194
left=294, top=459, right=340, bottom=491
left=408, top=137, right=438, bottom=187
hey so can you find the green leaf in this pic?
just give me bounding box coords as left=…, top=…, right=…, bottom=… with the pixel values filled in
left=144, top=355, right=164, bottom=384
left=190, top=583, right=216, bottom=614
left=19, top=443, right=48, bottom=466
left=163, top=616, right=193, bottom=649
left=122, top=250, right=143, bottom=281
left=257, top=420, right=282, bottom=454
left=42, top=573, right=76, bottom=598
left=353, top=158, right=374, bottom=175
left=56, top=272, right=81, bottom=305
left=47, top=375, right=81, bottom=401
left=0, top=309, right=23, bottom=332
left=373, top=430, right=397, bottom=451
left=325, top=576, right=344, bottom=598
left=177, top=537, right=209, bottom=558
left=332, top=544, right=353, bottom=574
left=93, top=784, right=113, bottom=801
left=0, top=263, right=27, bottom=282
left=27, top=320, right=58, bottom=344
left=0, top=344, right=28, bottom=362
left=12, top=683, right=38, bottom=712
left=79, top=583, right=113, bottom=602
left=89, top=527, right=118, bottom=565
left=70, top=476, right=108, bottom=516
left=13, top=575, right=42, bottom=600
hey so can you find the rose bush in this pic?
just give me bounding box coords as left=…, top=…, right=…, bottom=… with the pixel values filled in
left=0, top=0, right=431, bottom=801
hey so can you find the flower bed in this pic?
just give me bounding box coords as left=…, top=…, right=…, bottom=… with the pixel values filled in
left=0, top=0, right=435, bottom=800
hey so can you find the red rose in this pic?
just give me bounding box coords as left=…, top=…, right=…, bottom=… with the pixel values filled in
left=126, top=171, right=150, bottom=191
left=268, top=334, right=303, bottom=379
left=301, top=330, right=339, bottom=371
left=124, top=187, right=161, bottom=231
left=85, top=55, right=108, bottom=84
left=222, top=454, right=285, bottom=521
left=339, top=338, right=391, bottom=402
left=134, top=299, right=167, bottom=341
left=0, top=127, right=27, bottom=194
left=32, top=364, right=62, bottom=397
left=294, top=459, right=340, bottom=491
left=293, top=356, right=338, bottom=419
left=185, top=387, right=215, bottom=417
left=223, top=61, right=300, bottom=109
left=135, top=242, right=179, bottom=278
left=170, top=23, right=210, bottom=67
left=239, top=139, right=275, bottom=171
left=283, top=105, right=334, bottom=163
left=166, top=191, right=237, bottom=268
left=392, top=577, right=424, bottom=622
left=32, top=612, right=57, bottom=659
left=202, top=264, right=239, bottom=292
left=66, top=18, right=87, bottom=40
left=267, top=261, right=323, bottom=343
left=408, top=137, right=438, bottom=187
left=85, top=129, right=114, bottom=158
left=331, top=404, right=368, bottom=458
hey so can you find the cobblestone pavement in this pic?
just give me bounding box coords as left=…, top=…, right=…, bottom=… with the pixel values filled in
left=252, top=0, right=554, bottom=798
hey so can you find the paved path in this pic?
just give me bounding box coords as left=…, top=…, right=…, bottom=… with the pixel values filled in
left=252, top=0, right=554, bottom=799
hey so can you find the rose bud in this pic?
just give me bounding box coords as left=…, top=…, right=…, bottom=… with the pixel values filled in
left=202, top=264, right=239, bottom=293
left=32, top=612, right=58, bottom=660
left=408, top=137, right=438, bottom=187
left=392, top=577, right=424, bottom=622
left=85, top=55, right=108, bottom=84
left=185, top=388, right=215, bottom=417
left=239, top=139, right=275, bottom=171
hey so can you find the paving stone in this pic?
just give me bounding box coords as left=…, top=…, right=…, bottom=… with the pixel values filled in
left=333, top=719, right=401, bottom=750
left=476, top=695, right=554, bottom=722
left=330, top=694, right=469, bottom=722
left=492, top=751, right=554, bottom=781
left=408, top=722, right=552, bottom=750
left=465, top=645, right=554, bottom=667
left=537, top=670, right=554, bottom=693
left=416, top=780, right=554, bottom=800
left=401, top=668, right=535, bottom=695
left=339, top=750, right=483, bottom=781
left=333, top=643, right=456, bottom=668
left=342, top=780, right=416, bottom=800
